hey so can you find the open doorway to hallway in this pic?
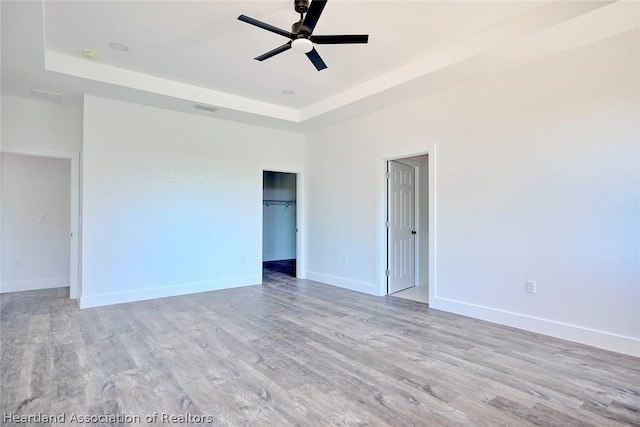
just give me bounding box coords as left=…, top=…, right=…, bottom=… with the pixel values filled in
left=1, top=153, right=71, bottom=295
left=386, top=154, right=429, bottom=304
left=262, top=171, right=297, bottom=279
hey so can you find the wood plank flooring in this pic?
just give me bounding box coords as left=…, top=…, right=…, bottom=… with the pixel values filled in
left=389, top=286, right=429, bottom=304
left=263, top=259, right=296, bottom=277
left=1, top=273, right=639, bottom=426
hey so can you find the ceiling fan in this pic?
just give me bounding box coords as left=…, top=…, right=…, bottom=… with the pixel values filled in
left=238, top=0, right=368, bottom=71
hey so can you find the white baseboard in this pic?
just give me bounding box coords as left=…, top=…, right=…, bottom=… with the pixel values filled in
left=80, top=276, right=260, bottom=309
left=430, top=296, right=640, bottom=358
left=306, top=271, right=377, bottom=295
left=1, top=277, right=69, bottom=293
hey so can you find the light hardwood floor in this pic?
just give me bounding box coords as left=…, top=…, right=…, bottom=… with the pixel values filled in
left=390, top=286, right=429, bottom=304
left=2, top=272, right=639, bottom=426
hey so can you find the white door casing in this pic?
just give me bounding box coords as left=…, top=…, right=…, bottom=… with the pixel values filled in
left=387, top=160, right=416, bottom=293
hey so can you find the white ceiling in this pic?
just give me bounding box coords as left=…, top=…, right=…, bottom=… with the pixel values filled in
left=2, top=1, right=639, bottom=131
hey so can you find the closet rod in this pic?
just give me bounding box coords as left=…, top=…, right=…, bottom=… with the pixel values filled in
left=263, top=199, right=296, bottom=207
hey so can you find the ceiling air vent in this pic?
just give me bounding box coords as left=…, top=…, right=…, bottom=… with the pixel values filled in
left=30, top=89, right=62, bottom=101
left=194, top=103, right=219, bottom=113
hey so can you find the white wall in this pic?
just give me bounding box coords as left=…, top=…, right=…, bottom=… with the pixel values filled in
left=263, top=171, right=296, bottom=262
left=1, top=95, right=82, bottom=152
left=1, top=153, right=71, bottom=292
left=81, top=95, right=305, bottom=307
left=306, top=31, right=640, bottom=356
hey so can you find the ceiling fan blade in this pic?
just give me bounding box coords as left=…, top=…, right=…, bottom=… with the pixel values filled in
left=310, top=34, right=369, bottom=44
left=305, top=48, right=327, bottom=71
left=255, top=42, right=292, bottom=61
left=301, top=0, right=327, bottom=34
left=238, top=15, right=294, bottom=39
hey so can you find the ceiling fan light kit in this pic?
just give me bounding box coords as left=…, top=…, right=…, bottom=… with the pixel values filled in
left=238, top=0, right=368, bottom=71
left=292, top=38, right=313, bottom=53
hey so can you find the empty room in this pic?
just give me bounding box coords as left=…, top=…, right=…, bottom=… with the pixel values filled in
left=1, top=0, right=639, bottom=425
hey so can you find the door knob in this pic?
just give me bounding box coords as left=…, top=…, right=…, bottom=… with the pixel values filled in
left=411, top=230, right=417, bottom=235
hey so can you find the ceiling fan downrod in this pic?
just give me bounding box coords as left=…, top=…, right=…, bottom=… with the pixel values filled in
left=293, top=0, right=309, bottom=35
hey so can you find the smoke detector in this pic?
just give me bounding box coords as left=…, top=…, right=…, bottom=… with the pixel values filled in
left=81, top=48, right=99, bottom=60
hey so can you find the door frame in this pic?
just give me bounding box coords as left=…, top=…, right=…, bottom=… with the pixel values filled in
left=259, top=168, right=306, bottom=279
left=378, top=145, right=436, bottom=302
left=1, top=147, right=80, bottom=299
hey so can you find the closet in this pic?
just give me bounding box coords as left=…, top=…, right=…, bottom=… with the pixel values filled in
left=263, top=171, right=296, bottom=276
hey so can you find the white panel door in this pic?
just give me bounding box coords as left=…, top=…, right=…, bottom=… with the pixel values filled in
left=388, top=160, right=416, bottom=294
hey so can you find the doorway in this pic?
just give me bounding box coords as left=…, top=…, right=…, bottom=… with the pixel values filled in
left=1, top=153, right=71, bottom=294
left=262, top=171, right=297, bottom=278
left=0, top=147, right=79, bottom=299
left=386, top=155, right=429, bottom=303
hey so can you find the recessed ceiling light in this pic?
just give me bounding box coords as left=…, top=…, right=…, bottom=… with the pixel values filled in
left=109, top=42, right=129, bottom=52
left=81, top=48, right=98, bottom=60
left=30, top=89, right=62, bottom=101
left=282, top=90, right=295, bottom=95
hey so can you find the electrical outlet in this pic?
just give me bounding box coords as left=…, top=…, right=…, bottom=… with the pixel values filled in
left=344, top=256, right=349, bottom=265
left=169, top=173, right=176, bottom=182
left=526, top=280, right=536, bottom=294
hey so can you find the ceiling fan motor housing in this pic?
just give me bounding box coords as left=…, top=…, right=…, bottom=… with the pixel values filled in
left=294, top=0, right=310, bottom=14
left=292, top=20, right=306, bottom=36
